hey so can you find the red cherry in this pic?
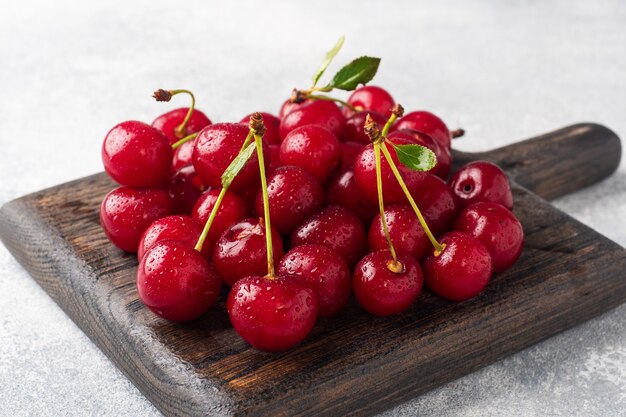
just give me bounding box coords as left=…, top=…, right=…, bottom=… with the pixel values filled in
left=227, top=275, right=318, bottom=351
left=409, top=174, right=458, bottom=234
left=280, top=125, right=341, bottom=184
left=339, top=141, right=365, bottom=172
left=193, top=123, right=269, bottom=191
left=100, top=186, right=173, bottom=253
left=388, top=129, right=451, bottom=179
left=269, top=144, right=282, bottom=169
left=326, top=169, right=378, bottom=225
left=254, top=166, right=324, bottom=235
left=353, top=250, right=423, bottom=316
left=448, top=161, right=513, bottom=210
left=454, top=202, right=524, bottom=273
left=137, top=215, right=207, bottom=261
left=290, top=205, right=366, bottom=266
left=279, top=100, right=346, bottom=141
left=278, top=98, right=310, bottom=119
left=152, top=108, right=212, bottom=145
left=102, top=121, right=172, bottom=187
left=212, top=218, right=284, bottom=287
left=393, top=111, right=451, bottom=150
left=278, top=244, right=351, bottom=317
left=172, top=139, right=196, bottom=171
left=342, top=111, right=387, bottom=144
left=353, top=139, right=428, bottom=204
left=344, top=86, right=395, bottom=118
left=168, top=165, right=208, bottom=214
left=368, top=204, right=430, bottom=261
left=422, top=231, right=492, bottom=301
left=191, top=188, right=250, bottom=247
left=137, top=240, right=221, bottom=322
left=239, top=112, right=280, bottom=145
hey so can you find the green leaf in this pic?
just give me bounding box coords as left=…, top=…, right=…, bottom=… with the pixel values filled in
left=311, top=35, right=345, bottom=88
left=392, top=143, right=437, bottom=172
left=221, top=142, right=256, bottom=188
left=324, top=56, right=381, bottom=91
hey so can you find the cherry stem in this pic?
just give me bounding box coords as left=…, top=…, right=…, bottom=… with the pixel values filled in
left=380, top=112, right=398, bottom=138
left=373, top=142, right=398, bottom=265
left=380, top=142, right=446, bottom=255
left=307, top=93, right=358, bottom=112
left=154, top=89, right=197, bottom=139
left=171, top=132, right=198, bottom=150
left=253, top=132, right=275, bottom=279
left=451, top=128, right=465, bottom=139
left=193, top=131, right=255, bottom=253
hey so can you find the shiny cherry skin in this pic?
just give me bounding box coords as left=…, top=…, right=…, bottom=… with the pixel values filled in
left=268, top=144, right=282, bottom=169
left=239, top=112, right=281, bottom=145
left=290, top=205, right=366, bottom=266
left=137, top=240, right=221, bottom=322
left=368, top=204, right=430, bottom=261
left=191, top=188, right=250, bottom=247
left=227, top=275, right=318, bottom=351
left=344, top=86, right=395, bottom=118
left=278, top=244, right=351, bottom=317
left=193, top=123, right=269, bottom=191
left=388, top=129, right=451, bottom=179
left=342, top=111, right=387, bottom=144
left=278, top=98, right=310, bottom=119
left=422, top=231, right=492, bottom=301
left=254, top=166, right=324, bottom=235
left=454, top=202, right=524, bottom=273
left=353, top=250, right=423, bottom=316
left=152, top=108, right=212, bottom=145
left=339, top=141, right=365, bottom=172
left=100, top=186, right=173, bottom=253
left=102, top=121, right=172, bottom=187
left=212, top=218, right=284, bottom=287
left=172, top=139, right=196, bottom=171
left=279, top=100, right=346, bottom=141
left=392, top=111, right=451, bottom=150
left=353, top=138, right=428, bottom=204
left=409, top=173, right=458, bottom=234
left=137, top=215, right=207, bottom=261
left=168, top=165, right=208, bottom=214
left=326, top=169, right=378, bottom=225
left=448, top=161, right=513, bottom=210
left=280, top=125, right=341, bottom=184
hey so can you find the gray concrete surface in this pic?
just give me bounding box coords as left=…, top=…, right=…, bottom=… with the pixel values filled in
left=1, top=0, right=625, bottom=415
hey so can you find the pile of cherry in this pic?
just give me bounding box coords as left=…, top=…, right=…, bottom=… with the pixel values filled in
left=100, top=45, right=523, bottom=352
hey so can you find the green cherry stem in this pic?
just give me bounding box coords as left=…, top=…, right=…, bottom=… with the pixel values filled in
left=307, top=93, right=358, bottom=112
left=171, top=132, right=198, bottom=150
left=152, top=88, right=197, bottom=139
left=380, top=142, right=446, bottom=255
left=253, top=130, right=276, bottom=279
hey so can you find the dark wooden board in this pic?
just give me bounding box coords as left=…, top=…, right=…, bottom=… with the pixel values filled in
left=0, top=123, right=624, bottom=417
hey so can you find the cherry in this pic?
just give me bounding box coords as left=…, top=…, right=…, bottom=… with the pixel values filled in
left=409, top=173, right=458, bottom=234
left=191, top=188, right=250, bottom=247
left=100, top=186, right=173, bottom=253
left=212, top=218, right=284, bottom=287
left=152, top=108, right=212, bottom=145
left=353, top=250, right=423, bottom=316
left=279, top=100, right=346, bottom=141
left=168, top=165, right=208, bottom=214
left=102, top=121, right=172, bottom=187
left=280, top=125, right=341, bottom=184
left=368, top=204, right=431, bottom=261
left=227, top=275, right=318, bottom=351
left=193, top=123, right=269, bottom=191
left=326, top=169, right=378, bottom=225
left=353, top=138, right=428, bottom=204
left=137, top=215, right=208, bottom=260
left=454, top=202, right=524, bottom=273
left=254, top=166, right=324, bottom=235
left=172, top=139, right=196, bottom=171
left=388, top=129, right=451, bottom=179
left=422, top=231, right=492, bottom=301
left=290, top=205, right=367, bottom=266
left=278, top=97, right=310, bottom=119
left=137, top=240, right=221, bottom=322
left=344, top=86, right=395, bottom=118
left=278, top=244, right=351, bottom=317
left=448, top=161, right=513, bottom=210
left=339, top=141, right=365, bottom=172
left=342, top=111, right=387, bottom=144
left=392, top=111, right=451, bottom=150
left=268, top=144, right=282, bottom=169
left=240, top=112, right=280, bottom=145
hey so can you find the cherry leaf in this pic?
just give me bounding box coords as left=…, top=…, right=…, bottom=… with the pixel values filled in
left=221, top=142, right=256, bottom=188
left=324, top=56, right=381, bottom=91
left=392, top=143, right=437, bottom=172
left=311, top=35, right=345, bottom=88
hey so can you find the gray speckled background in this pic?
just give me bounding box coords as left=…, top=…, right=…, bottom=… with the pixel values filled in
left=1, top=0, right=625, bottom=416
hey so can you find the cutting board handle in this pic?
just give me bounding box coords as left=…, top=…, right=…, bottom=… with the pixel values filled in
left=453, top=123, right=622, bottom=200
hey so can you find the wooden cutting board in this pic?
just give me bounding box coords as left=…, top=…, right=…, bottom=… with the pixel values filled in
left=0, top=123, right=624, bottom=417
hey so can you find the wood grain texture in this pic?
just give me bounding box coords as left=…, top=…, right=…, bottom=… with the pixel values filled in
left=0, top=123, right=624, bottom=417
